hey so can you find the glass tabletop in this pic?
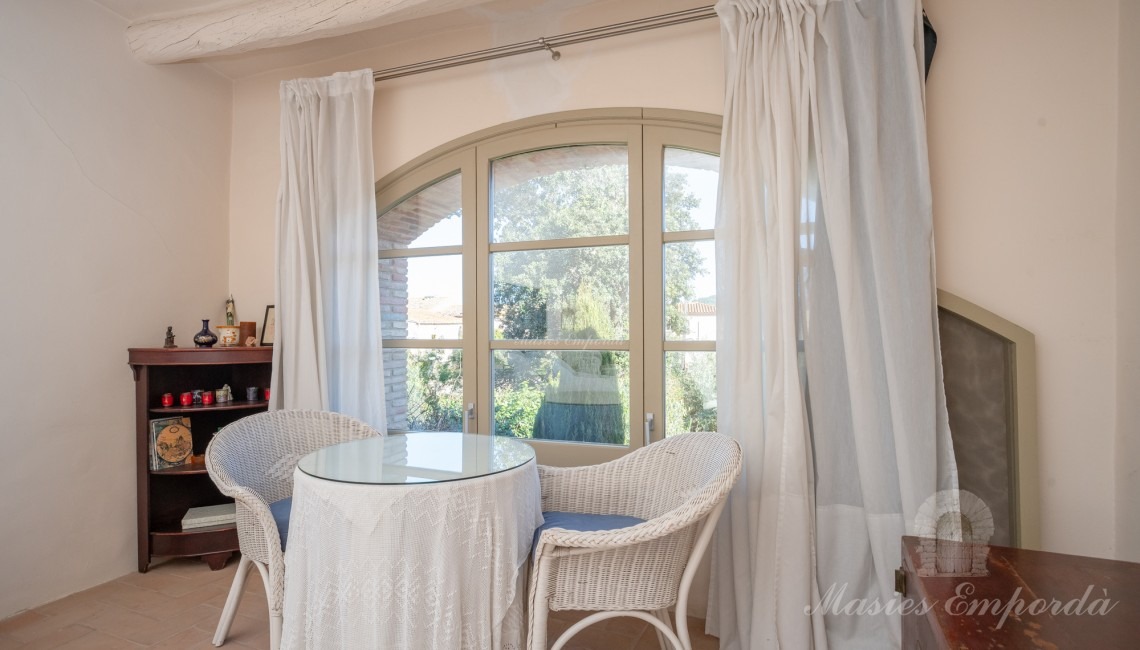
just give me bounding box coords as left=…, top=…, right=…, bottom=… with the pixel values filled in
left=297, top=431, right=536, bottom=485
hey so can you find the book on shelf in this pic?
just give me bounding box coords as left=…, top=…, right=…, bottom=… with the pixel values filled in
left=181, top=503, right=236, bottom=530
left=149, top=416, right=193, bottom=470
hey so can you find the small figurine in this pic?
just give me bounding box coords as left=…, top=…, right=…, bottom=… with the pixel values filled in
left=163, top=326, right=177, bottom=348
left=225, top=295, right=236, bottom=326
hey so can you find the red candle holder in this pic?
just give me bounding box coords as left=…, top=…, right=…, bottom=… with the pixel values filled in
left=201, top=391, right=215, bottom=406
left=161, top=393, right=174, bottom=407
left=179, top=392, right=193, bottom=407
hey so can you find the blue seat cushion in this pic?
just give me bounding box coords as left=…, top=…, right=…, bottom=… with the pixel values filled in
left=268, top=497, right=292, bottom=549
left=534, top=511, right=645, bottom=546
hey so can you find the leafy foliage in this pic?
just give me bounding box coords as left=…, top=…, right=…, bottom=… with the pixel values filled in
left=665, top=352, right=718, bottom=436
left=493, top=283, right=547, bottom=340
left=406, top=349, right=463, bottom=432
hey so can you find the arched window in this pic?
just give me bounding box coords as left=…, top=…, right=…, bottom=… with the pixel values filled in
left=377, top=109, right=720, bottom=464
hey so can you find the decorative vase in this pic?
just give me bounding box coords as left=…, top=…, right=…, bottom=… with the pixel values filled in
left=193, top=319, right=218, bottom=348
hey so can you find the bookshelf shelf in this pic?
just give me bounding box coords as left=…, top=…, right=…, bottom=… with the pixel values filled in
left=150, top=460, right=208, bottom=476
left=149, top=401, right=268, bottom=415
left=129, top=346, right=272, bottom=572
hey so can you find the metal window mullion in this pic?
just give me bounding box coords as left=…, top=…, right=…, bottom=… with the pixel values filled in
left=379, top=244, right=464, bottom=259
left=662, top=229, right=715, bottom=244
left=627, top=126, right=646, bottom=450
left=489, top=340, right=629, bottom=351
left=475, top=140, right=493, bottom=436
left=642, top=127, right=667, bottom=446
left=488, top=235, right=628, bottom=253
left=383, top=339, right=465, bottom=350
left=662, top=341, right=716, bottom=352
left=459, top=149, right=480, bottom=436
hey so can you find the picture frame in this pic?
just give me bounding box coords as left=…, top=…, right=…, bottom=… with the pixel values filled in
left=261, top=305, right=276, bottom=346
left=149, top=416, right=193, bottom=470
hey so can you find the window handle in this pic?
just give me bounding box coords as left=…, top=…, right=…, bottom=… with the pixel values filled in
left=463, top=403, right=475, bottom=434
left=644, top=412, right=655, bottom=446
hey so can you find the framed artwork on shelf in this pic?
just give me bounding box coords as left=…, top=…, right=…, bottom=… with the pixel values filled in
left=261, top=305, right=275, bottom=346
left=149, top=416, right=193, bottom=470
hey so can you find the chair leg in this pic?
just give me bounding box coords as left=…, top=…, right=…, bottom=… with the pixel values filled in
left=653, top=608, right=673, bottom=650
left=528, top=556, right=551, bottom=650
left=246, top=560, right=280, bottom=650
left=675, top=505, right=727, bottom=650
left=270, top=613, right=283, bottom=650
left=213, top=555, right=253, bottom=647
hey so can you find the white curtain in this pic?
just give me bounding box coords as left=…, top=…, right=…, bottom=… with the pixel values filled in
left=709, top=0, right=825, bottom=647
left=270, top=69, right=387, bottom=430
left=710, top=0, right=956, bottom=648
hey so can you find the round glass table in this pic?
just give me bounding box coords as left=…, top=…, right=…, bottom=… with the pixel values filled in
left=282, top=431, right=542, bottom=649
left=297, top=431, right=536, bottom=484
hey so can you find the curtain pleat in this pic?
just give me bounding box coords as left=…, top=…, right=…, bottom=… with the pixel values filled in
left=270, top=69, right=387, bottom=430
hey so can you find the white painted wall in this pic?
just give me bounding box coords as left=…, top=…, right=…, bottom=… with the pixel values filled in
left=924, top=0, right=1120, bottom=558
left=1116, top=0, right=1140, bottom=563
left=0, top=1, right=232, bottom=618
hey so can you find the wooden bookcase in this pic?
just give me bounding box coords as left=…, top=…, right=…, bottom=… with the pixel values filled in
left=128, top=346, right=273, bottom=572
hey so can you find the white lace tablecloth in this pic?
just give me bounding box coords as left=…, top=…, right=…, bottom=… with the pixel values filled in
left=281, top=459, right=542, bottom=649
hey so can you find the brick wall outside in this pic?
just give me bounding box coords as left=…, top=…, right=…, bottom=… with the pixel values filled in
left=378, top=193, right=458, bottom=430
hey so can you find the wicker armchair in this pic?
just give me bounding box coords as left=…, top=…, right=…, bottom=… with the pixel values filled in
left=528, top=432, right=742, bottom=650
left=204, top=409, right=383, bottom=650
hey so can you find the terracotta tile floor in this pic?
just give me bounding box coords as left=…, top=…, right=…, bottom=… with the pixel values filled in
left=0, top=557, right=720, bottom=649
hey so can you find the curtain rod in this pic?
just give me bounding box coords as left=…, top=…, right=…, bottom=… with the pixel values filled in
left=372, top=5, right=717, bottom=83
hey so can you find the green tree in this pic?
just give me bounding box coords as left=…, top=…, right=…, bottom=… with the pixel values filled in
left=406, top=349, right=463, bottom=431
left=665, top=352, right=717, bottom=435
left=492, top=165, right=705, bottom=340
left=494, top=283, right=547, bottom=340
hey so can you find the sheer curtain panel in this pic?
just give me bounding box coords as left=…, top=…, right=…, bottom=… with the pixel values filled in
left=270, top=69, right=387, bottom=430
left=710, top=0, right=956, bottom=648
left=709, top=1, right=826, bottom=647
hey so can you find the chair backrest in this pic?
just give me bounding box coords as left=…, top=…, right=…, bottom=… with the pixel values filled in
left=648, top=431, right=741, bottom=521
left=206, top=409, right=383, bottom=505
left=587, top=432, right=742, bottom=522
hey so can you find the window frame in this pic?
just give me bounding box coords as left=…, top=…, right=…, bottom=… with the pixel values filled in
left=644, top=127, right=720, bottom=442
left=375, top=109, right=721, bottom=466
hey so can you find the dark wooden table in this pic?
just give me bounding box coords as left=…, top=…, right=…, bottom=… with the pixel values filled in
left=901, top=536, right=1140, bottom=649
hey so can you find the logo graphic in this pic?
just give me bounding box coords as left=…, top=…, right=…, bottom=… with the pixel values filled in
left=914, top=490, right=994, bottom=577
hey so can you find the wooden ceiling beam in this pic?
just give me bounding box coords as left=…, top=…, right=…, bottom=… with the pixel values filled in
left=127, top=0, right=492, bottom=64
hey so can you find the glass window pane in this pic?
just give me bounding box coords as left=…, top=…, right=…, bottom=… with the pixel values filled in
left=664, top=148, right=719, bottom=232
left=492, top=246, right=629, bottom=340
left=378, top=173, right=462, bottom=250
left=384, top=349, right=463, bottom=432
left=665, top=240, right=715, bottom=341
left=492, top=350, right=629, bottom=445
left=665, top=351, right=717, bottom=436
left=380, top=255, right=463, bottom=340
left=491, top=145, right=629, bottom=243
